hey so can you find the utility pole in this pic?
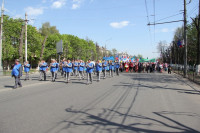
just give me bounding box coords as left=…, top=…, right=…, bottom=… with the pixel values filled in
left=197, top=0, right=200, bottom=74
left=0, top=0, right=4, bottom=75
left=25, top=13, right=28, bottom=62
left=183, top=0, right=187, bottom=78
left=198, top=0, right=200, bottom=65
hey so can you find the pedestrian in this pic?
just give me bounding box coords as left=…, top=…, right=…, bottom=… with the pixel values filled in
left=66, top=59, right=72, bottom=83
left=78, top=60, right=85, bottom=80
left=115, top=60, right=120, bottom=76
left=24, top=61, right=30, bottom=80
left=102, top=59, right=107, bottom=79
left=86, top=59, right=94, bottom=85
left=146, top=63, right=150, bottom=73
left=61, top=58, right=65, bottom=76
left=11, top=59, right=23, bottom=89
left=50, top=59, right=57, bottom=82
left=120, top=61, right=123, bottom=72
left=168, top=65, right=172, bottom=74
left=129, top=61, right=133, bottom=72
left=96, top=60, right=102, bottom=82
left=73, top=60, right=78, bottom=77
left=125, top=62, right=129, bottom=72
left=109, top=61, right=112, bottom=77
left=39, top=60, right=48, bottom=81
left=55, top=60, right=59, bottom=79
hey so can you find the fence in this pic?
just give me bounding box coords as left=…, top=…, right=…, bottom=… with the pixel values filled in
left=171, top=64, right=200, bottom=84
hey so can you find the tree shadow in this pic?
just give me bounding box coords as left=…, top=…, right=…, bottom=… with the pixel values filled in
left=57, top=107, right=199, bottom=133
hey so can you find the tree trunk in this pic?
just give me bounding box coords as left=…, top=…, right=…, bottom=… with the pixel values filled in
left=19, top=25, right=25, bottom=64
left=40, top=35, right=48, bottom=61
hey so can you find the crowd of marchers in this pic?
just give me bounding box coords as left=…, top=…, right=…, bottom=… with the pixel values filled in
left=11, top=58, right=171, bottom=89
left=120, top=61, right=171, bottom=74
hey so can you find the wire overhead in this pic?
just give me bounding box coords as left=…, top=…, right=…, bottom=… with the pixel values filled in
left=153, top=0, right=156, bottom=42
left=145, top=0, right=153, bottom=45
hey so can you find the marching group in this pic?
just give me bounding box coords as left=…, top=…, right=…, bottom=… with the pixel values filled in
left=11, top=58, right=171, bottom=89
left=11, top=59, right=120, bottom=89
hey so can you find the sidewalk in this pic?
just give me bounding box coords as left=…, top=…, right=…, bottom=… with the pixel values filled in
left=0, top=71, right=53, bottom=92
left=172, top=72, right=200, bottom=92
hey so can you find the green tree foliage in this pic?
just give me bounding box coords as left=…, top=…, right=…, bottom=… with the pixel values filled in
left=159, top=17, right=199, bottom=65
left=2, top=16, right=110, bottom=69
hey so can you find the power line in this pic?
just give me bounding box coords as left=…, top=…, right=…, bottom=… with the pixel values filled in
left=155, top=12, right=183, bottom=22
left=144, top=0, right=153, bottom=45
left=148, top=20, right=183, bottom=25
left=153, top=0, right=156, bottom=42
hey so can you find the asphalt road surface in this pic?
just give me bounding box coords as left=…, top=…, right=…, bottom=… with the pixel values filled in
left=0, top=72, right=200, bottom=133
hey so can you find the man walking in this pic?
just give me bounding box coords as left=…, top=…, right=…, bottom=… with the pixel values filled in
left=102, top=59, right=107, bottom=79
left=66, top=59, right=72, bottom=83
left=78, top=60, right=85, bottom=80
left=11, top=59, right=22, bottom=89
left=96, top=60, right=102, bottom=82
left=24, top=61, right=30, bottom=80
left=39, top=60, right=48, bottom=81
left=115, top=60, right=120, bottom=76
left=73, top=60, right=79, bottom=77
left=50, top=59, right=57, bottom=82
left=86, top=59, right=94, bottom=85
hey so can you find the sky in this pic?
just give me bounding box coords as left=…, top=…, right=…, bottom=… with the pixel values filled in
left=1, top=0, right=199, bottom=59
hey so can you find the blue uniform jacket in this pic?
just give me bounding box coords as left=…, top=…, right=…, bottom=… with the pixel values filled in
left=39, top=62, right=48, bottom=71
left=115, top=62, right=120, bottom=68
left=112, top=62, right=115, bottom=70
left=96, top=63, right=102, bottom=72
left=50, top=63, right=57, bottom=72
left=73, top=62, right=78, bottom=70
left=79, top=63, right=85, bottom=71
left=87, top=63, right=94, bottom=73
left=102, top=62, right=107, bottom=70
left=62, top=62, right=66, bottom=71
left=66, top=63, right=72, bottom=73
left=12, top=64, right=22, bottom=77
left=24, top=64, right=30, bottom=72
left=56, top=63, right=59, bottom=71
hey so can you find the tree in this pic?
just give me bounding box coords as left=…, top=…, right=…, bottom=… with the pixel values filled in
left=111, top=48, right=118, bottom=57
left=39, top=22, right=59, bottom=60
left=137, top=54, right=143, bottom=59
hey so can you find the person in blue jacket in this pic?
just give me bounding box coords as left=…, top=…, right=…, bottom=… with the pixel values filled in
left=86, top=59, right=94, bottom=85
left=66, top=59, right=72, bottom=83
left=78, top=60, right=85, bottom=80
left=55, top=60, right=59, bottom=79
left=109, top=60, right=113, bottom=77
left=50, top=59, right=57, bottom=82
left=115, top=60, right=120, bottom=76
left=24, top=61, right=30, bottom=80
left=11, top=59, right=22, bottom=89
left=96, top=60, right=102, bottom=82
left=73, top=60, right=78, bottom=77
left=62, top=59, right=67, bottom=79
left=102, top=59, right=107, bottom=79
left=39, top=60, right=48, bottom=81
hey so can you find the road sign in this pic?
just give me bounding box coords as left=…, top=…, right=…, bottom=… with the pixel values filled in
left=56, top=40, right=63, bottom=54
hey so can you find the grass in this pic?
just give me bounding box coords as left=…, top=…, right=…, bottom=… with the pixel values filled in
left=2, top=69, right=38, bottom=76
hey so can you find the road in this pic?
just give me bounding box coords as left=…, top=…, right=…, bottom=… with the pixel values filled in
left=0, top=72, right=200, bottom=133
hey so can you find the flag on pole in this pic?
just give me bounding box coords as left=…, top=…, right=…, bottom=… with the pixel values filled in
left=177, top=40, right=183, bottom=48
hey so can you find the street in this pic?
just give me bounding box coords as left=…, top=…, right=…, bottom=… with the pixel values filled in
left=0, top=72, right=200, bottom=133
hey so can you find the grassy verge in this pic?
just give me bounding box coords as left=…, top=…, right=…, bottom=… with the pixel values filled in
left=2, top=69, right=38, bottom=76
